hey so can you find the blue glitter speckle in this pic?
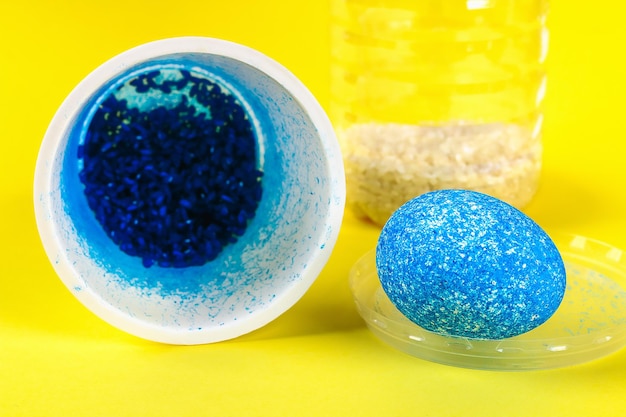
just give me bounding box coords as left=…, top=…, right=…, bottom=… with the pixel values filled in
left=376, top=190, right=567, bottom=340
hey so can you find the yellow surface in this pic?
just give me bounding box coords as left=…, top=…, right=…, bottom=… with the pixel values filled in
left=1, top=1, right=626, bottom=415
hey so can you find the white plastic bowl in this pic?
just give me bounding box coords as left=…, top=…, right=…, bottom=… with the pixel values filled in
left=34, top=37, right=345, bottom=344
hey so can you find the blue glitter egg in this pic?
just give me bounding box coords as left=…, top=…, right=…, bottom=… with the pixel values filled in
left=375, top=190, right=566, bottom=340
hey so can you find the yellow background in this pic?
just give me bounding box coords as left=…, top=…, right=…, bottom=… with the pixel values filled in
left=2, top=1, right=626, bottom=416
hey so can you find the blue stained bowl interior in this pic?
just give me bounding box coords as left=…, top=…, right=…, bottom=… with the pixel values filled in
left=44, top=50, right=341, bottom=336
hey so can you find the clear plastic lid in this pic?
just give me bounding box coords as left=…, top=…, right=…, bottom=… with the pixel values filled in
left=349, top=233, right=626, bottom=371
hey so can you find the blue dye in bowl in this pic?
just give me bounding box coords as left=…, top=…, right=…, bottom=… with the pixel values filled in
left=34, top=37, right=345, bottom=344
left=78, top=65, right=263, bottom=269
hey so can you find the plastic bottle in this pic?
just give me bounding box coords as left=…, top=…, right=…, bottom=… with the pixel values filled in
left=330, top=0, right=549, bottom=226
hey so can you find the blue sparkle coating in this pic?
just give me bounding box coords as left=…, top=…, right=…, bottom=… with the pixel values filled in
left=376, top=190, right=567, bottom=340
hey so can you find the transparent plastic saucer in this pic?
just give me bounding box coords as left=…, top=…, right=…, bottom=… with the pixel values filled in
left=349, top=233, right=626, bottom=371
